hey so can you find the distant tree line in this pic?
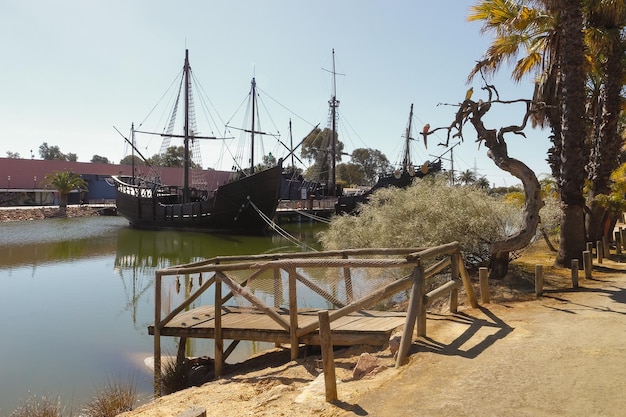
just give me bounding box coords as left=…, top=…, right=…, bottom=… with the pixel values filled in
left=4, top=143, right=205, bottom=169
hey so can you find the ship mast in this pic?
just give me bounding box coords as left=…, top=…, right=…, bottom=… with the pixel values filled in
left=250, top=77, right=256, bottom=174
left=329, top=49, right=340, bottom=196
left=183, top=49, right=191, bottom=203
left=289, top=119, right=295, bottom=170
left=402, top=103, right=414, bottom=173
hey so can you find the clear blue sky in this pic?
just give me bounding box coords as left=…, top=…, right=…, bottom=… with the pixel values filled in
left=0, top=0, right=551, bottom=187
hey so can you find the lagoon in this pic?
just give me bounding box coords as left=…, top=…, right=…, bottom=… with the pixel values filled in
left=0, top=216, right=324, bottom=415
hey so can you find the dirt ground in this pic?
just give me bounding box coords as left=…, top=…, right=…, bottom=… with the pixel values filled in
left=117, top=241, right=626, bottom=417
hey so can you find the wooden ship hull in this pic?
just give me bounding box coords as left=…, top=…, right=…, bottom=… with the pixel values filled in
left=335, top=159, right=442, bottom=215
left=111, top=164, right=282, bottom=234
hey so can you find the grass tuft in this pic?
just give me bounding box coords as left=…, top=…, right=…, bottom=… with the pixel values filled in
left=82, top=379, right=137, bottom=417
left=9, top=395, right=64, bottom=417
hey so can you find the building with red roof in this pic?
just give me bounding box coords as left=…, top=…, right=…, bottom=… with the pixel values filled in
left=0, top=158, right=233, bottom=206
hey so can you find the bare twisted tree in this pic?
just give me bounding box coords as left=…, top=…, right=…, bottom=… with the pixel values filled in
left=424, top=84, right=545, bottom=278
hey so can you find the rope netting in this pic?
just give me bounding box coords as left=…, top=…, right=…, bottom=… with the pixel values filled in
left=160, top=252, right=456, bottom=316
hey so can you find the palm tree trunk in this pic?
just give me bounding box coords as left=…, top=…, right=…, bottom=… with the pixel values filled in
left=59, top=193, right=68, bottom=217
left=586, top=37, right=623, bottom=243
left=554, top=0, right=587, bottom=268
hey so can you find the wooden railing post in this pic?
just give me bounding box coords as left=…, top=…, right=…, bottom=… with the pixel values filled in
left=214, top=274, right=223, bottom=378
left=273, top=267, right=282, bottom=348
left=603, top=235, right=610, bottom=258
left=318, top=310, right=338, bottom=402
left=342, top=253, right=354, bottom=303
left=479, top=267, right=490, bottom=304
left=535, top=265, right=543, bottom=297
left=416, top=264, right=427, bottom=337
left=571, top=259, right=579, bottom=289
left=456, top=250, right=478, bottom=308
left=597, top=240, right=603, bottom=264
left=288, top=268, right=299, bottom=360
left=395, top=263, right=424, bottom=368
left=583, top=250, right=592, bottom=280
left=273, top=267, right=281, bottom=308
left=154, top=271, right=163, bottom=397
left=449, top=253, right=459, bottom=313
left=176, top=337, right=187, bottom=371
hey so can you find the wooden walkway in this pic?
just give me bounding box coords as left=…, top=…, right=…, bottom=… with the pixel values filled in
left=150, top=244, right=478, bottom=396
left=149, top=306, right=406, bottom=346
left=148, top=306, right=406, bottom=346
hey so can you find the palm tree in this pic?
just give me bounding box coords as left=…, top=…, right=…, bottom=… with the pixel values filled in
left=594, top=162, right=626, bottom=235
left=584, top=1, right=626, bottom=243
left=42, top=171, right=88, bottom=216
left=549, top=0, right=588, bottom=267
left=457, top=169, right=478, bottom=185
left=475, top=176, right=491, bottom=190
left=468, top=0, right=595, bottom=267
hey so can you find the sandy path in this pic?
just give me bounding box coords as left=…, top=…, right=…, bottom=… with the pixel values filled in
left=339, top=260, right=626, bottom=417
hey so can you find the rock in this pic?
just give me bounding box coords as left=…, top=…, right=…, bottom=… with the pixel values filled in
left=254, top=384, right=294, bottom=408
left=176, top=407, right=206, bottom=417
left=295, top=373, right=342, bottom=403
left=352, top=352, right=380, bottom=380
left=186, top=356, right=214, bottom=386
left=0, top=206, right=99, bottom=222
left=389, top=332, right=402, bottom=358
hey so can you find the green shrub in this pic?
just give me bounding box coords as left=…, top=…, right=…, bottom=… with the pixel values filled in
left=539, top=194, right=561, bottom=242
left=319, top=176, right=523, bottom=266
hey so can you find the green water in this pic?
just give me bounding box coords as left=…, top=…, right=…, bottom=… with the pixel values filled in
left=0, top=216, right=326, bottom=415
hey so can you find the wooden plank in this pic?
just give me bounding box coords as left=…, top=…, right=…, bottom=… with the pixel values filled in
left=150, top=306, right=406, bottom=348
left=301, top=331, right=393, bottom=346
left=336, top=316, right=405, bottom=332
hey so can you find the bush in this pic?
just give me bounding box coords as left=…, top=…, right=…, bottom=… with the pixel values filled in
left=539, top=194, right=561, bottom=242
left=9, top=395, right=64, bottom=417
left=319, top=176, right=522, bottom=266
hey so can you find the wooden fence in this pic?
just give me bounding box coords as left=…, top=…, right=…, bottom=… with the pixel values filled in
left=151, top=241, right=478, bottom=396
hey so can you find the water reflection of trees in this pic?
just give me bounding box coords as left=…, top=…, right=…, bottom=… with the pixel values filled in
left=115, top=229, right=204, bottom=272
left=113, top=227, right=318, bottom=325
left=0, top=236, right=117, bottom=268
left=114, top=228, right=214, bottom=325
left=115, top=228, right=297, bottom=324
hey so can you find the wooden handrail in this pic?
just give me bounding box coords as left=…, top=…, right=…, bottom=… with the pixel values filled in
left=160, top=247, right=429, bottom=273
left=152, top=242, right=479, bottom=393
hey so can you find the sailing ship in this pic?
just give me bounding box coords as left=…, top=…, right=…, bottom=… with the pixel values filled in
left=335, top=103, right=441, bottom=214
left=111, top=50, right=283, bottom=234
